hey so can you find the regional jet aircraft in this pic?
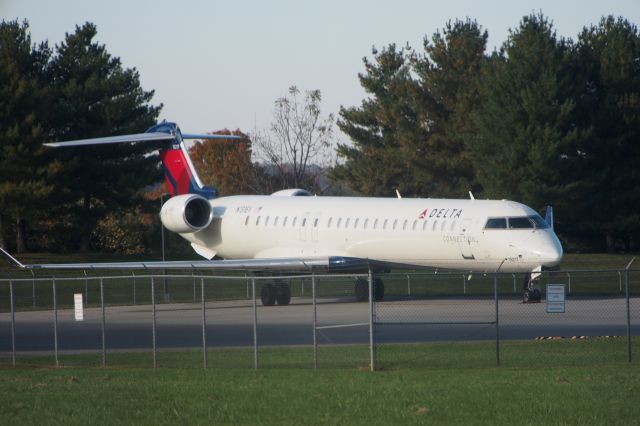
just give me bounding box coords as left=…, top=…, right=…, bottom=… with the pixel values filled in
left=1, top=122, right=563, bottom=305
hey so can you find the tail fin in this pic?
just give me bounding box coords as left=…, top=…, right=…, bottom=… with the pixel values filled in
left=149, top=122, right=218, bottom=199
left=45, top=121, right=240, bottom=199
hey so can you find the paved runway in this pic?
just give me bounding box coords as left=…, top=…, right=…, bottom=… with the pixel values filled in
left=1, top=296, right=639, bottom=354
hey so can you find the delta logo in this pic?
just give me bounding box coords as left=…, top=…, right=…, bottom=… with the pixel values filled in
left=418, top=208, right=463, bottom=219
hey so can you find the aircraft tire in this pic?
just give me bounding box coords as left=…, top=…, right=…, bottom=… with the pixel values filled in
left=261, top=283, right=276, bottom=306
left=275, top=282, right=291, bottom=305
left=532, top=288, right=542, bottom=301
left=523, top=290, right=531, bottom=303
left=355, top=278, right=368, bottom=301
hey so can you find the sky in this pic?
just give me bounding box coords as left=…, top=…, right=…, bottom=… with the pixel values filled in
left=3, top=0, right=640, bottom=144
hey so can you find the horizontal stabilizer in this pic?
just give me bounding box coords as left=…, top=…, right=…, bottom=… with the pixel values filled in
left=44, top=132, right=175, bottom=147
left=45, top=132, right=241, bottom=148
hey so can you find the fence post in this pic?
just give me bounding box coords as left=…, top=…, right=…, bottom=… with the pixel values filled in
left=132, top=272, right=136, bottom=305
left=83, top=270, right=88, bottom=306
left=626, top=268, right=631, bottom=363
left=193, top=272, right=197, bottom=303
left=30, top=270, right=36, bottom=308
left=512, top=274, right=516, bottom=294
left=53, top=277, right=59, bottom=368
left=10, top=279, right=15, bottom=367
left=567, top=272, right=571, bottom=294
left=625, top=257, right=635, bottom=363
left=463, top=274, right=467, bottom=295
left=494, top=272, right=500, bottom=367
left=312, top=274, right=317, bottom=370
left=100, top=278, right=106, bottom=367
left=407, top=274, right=411, bottom=296
left=252, top=277, right=258, bottom=369
left=245, top=274, right=249, bottom=299
left=151, top=276, right=157, bottom=369
left=368, top=269, right=375, bottom=372
left=201, top=276, right=207, bottom=369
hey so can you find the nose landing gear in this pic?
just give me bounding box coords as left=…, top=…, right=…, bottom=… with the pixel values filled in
left=522, top=273, right=542, bottom=303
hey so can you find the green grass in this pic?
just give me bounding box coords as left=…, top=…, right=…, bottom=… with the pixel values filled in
left=1, top=340, right=639, bottom=425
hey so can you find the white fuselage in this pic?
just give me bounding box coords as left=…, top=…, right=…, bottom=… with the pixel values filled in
left=179, top=195, right=563, bottom=273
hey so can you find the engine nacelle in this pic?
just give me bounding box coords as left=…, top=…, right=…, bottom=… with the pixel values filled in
left=160, top=194, right=213, bottom=234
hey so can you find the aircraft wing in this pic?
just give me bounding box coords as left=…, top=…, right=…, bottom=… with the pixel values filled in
left=0, top=248, right=400, bottom=273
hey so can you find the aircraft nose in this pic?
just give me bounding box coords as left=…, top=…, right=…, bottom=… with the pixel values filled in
left=542, top=233, right=563, bottom=267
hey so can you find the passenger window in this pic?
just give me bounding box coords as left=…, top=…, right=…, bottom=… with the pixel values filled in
left=432, top=220, right=438, bottom=231
left=402, top=219, right=408, bottom=230
left=393, top=219, right=398, bottom=230
left=256, top=216, right=261, bottom=226
left=354, top=218, right=359, bottom=229
left=337, top=218, right=342, bottom=228
left=373, top=219, right=378, bottom=229
left=412, top=220, right=417, bottom=231
left=302, top=218, right=307, bottom=227
left=313, top=218, right=318, bottom=227
left=422, top=221, right=428, bottom=231
left=363, top=219, right=369, bottom=229
left=345, top=218, right=351, bottom=228
left=484, top=218, right=507, bottom=229
left=328, top=217, right=333, bottom=228
left=383, top=219, right=388, bottom=230
left=265, top=216, right=270, bottom=226
left=292, top=217, right=297, bottom=227
left=283, top=216, right=288, bottom=227
left=245, top=216, right=250, bottom=226
left=508, top=217, right=534, bottom=229
left=274, top=216, right=279, bottom=226
left=441, top=221, right=447, bottom=231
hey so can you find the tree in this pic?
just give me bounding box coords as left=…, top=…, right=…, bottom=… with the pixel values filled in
left=48, top=22, right=161, bottom=251
left=411, top=19, right=488, bottom=197
left=574, top=16, right=640, bottom=251
left=471, top=13, right=583, bottom=215
left=188, top=129, right=259, bottom=195
left=253, top=86, right=335, bottom=192
left=0, top=20, right=52, bottom=252
left=332, top=44, right=419, bottom=196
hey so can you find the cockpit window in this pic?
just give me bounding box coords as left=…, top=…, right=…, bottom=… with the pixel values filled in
left=485, top=215, right=550, bottom=230
left=484, top=218, right=507, bottom=229
left=529, top=215, right=549, bottom=229
left=508, top=217, right=534, bottom=229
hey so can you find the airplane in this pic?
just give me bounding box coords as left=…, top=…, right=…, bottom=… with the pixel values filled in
left=1, top=121, right=563, bottom=305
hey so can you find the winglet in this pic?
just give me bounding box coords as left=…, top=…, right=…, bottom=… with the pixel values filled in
left=0, top=247, right=26, bottom=268
left=544, top=206, right=554, bottom=230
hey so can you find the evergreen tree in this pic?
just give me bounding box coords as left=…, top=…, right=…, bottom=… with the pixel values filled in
left=48, top=23, right=161, bottom=251
left=0, top=20, right=52, bottom=252
left=332, top=44, right=419, bottom=196
left=472, top=13, right=583, bottom=216
left=411, top=19, right=488, bottom=197
left=575, top=16, right=640, bottom=251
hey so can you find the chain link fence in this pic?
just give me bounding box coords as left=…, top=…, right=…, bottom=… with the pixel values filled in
left=1, top=268, right=638, bottom=370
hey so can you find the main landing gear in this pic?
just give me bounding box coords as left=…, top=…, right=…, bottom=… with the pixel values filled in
left=261, top=279, right=291, bottom=306
left=354, top=277, right=385, bottom=302
left=522, top=273, right=542, bottom=303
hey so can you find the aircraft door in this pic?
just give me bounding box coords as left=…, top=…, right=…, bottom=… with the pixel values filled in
left=458, top=218, right=475, bottom=260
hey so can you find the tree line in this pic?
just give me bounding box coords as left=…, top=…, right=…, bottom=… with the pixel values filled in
left=1, top=13, right=639, bottom=254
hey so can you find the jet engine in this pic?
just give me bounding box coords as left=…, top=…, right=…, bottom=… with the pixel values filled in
left=160, top=194, right=213, bottom=233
